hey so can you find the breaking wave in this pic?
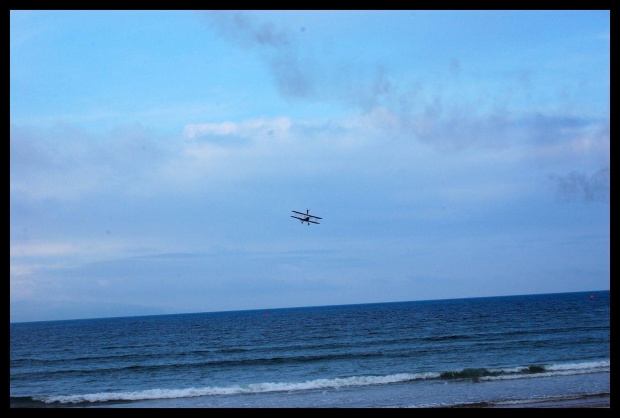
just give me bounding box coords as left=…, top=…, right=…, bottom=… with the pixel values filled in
left=13, top=359, right=608, bottom=406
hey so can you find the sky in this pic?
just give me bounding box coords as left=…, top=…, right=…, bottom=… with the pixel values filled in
left=10, top=10, right=610, bottom=323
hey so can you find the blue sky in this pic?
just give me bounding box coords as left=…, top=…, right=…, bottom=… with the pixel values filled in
left=10, top=10, right=610, bottom=322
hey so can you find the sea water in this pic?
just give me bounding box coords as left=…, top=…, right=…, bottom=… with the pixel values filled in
left=10, top=290, right=609, bottom=408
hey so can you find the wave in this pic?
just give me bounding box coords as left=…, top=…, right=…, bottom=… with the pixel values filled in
left=11, top=351, right=390, bottom=380
left=15, top=360, right=609, bottom=406
left=477, top=360, right=610, bottom=381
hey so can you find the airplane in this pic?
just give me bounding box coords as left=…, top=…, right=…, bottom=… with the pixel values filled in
left=291, top=209, right=322, bottom=225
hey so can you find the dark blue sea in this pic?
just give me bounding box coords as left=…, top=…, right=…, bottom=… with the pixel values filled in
left=10, top=291, right=609, bottom=408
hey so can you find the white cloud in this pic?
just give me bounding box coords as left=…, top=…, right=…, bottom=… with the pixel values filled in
left=9, top=237, right=165, bottom=286
left=184, top=117, right=292, bottom=141
left=10, top=239, right=133, bottom=259
left=184, top=121, right=238, bottom=138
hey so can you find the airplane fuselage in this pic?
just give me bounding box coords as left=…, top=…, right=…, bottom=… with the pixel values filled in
left=291, top=209, right=321, bottom=225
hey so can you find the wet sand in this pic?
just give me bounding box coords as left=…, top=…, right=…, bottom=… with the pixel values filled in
left=489, top=393, right=610, bottom=408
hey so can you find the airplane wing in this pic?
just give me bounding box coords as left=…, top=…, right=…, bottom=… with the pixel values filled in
left=291, top=215, right=320, bottom=224
left=292, top=210, right=322, bottom=219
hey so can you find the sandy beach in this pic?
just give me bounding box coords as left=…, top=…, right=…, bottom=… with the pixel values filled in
left=489, top=393, right=610, bottom=408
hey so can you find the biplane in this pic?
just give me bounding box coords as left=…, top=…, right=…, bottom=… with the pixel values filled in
left=291, top=209, right=322, bottom=225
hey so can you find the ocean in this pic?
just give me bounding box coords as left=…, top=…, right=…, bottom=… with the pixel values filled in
left=10, top=290, right=609, bottom=408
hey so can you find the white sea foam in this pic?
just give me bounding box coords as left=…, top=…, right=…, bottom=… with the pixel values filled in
left=41, top=371, right=440, bottom=404
left=40, top=360, right=608, bottom=404
left=478, top=360, right=610, bottom=381
left=546, top=360, right=609, bottom=371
